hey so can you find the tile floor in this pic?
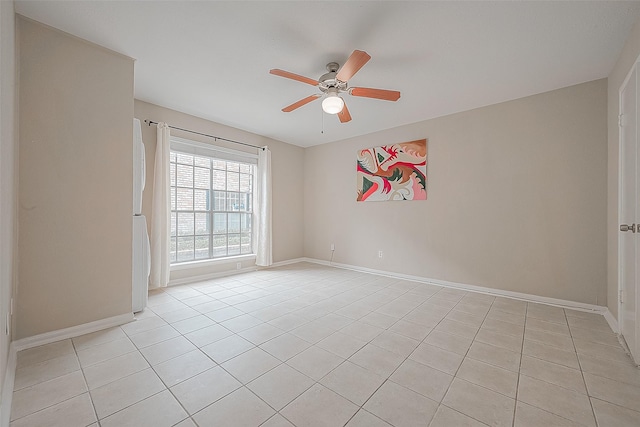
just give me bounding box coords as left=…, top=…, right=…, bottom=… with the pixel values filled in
left=10, top=262, right=640, bottom=427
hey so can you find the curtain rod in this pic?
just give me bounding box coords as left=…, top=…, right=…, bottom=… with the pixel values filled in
left=144, top=120, right=265, bottom=151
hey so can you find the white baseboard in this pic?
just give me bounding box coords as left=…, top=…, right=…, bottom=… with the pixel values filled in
left=301, top=257, right=608, bottom=314
left=603, top=309, right=619, bottom=334
left=166, top=254, right=610, bottom=320
left=167, top=258, right=309, bottom=287
left=169, top=265, right=259, bottom=287
left=269, top=258, right=308, bottom=268
left=0, top=343, right=17, bottom=427
left=601, top=310, right=636, bottom=365
left=12, top=312, right=134, bottom=352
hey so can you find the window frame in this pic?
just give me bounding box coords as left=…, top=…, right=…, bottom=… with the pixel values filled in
left=169, top=136, right=258, bottom=267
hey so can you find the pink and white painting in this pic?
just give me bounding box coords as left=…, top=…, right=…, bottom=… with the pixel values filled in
left=356, top=139, right=427, bottom=202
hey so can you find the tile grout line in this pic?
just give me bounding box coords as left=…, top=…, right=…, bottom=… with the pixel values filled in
left=348, top=290, right=490, bottom=426
left=284, top=296, right=398, bottom=426
left=8, top=393, right=98, bottom=427
left=208, top=272, right=364, bottom=424
left=568, top=309, right=600, bottom=427
left=72, top=335, right=102, bottom=426
left=11, top=340, right=98, bottom=424
left=11, top=352, right=81, bottom=393
left=433, top=294, right=506, bottom=427
left=193, top=343, right=286, bottom=422
left=515, top=308, right=598, bottom=426
left=148, top=296, right=299, bottom=426
left=135, top=311, right=213, bottom=425
left=77, top=327, right=175, bottom=425
left=79, top=316, right=217, bottom=426
left=267, top=294, right=389, bottom=426
left=511, top=302, right=527, bottom=427
left=263, top=280, right=444, bottom=426
left=99, top=389, right=167, bottom=425
left=155, top=284, right=299, bottom=426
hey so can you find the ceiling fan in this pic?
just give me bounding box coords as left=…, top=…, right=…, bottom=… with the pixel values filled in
left=270, top=50, right=401, bottom=123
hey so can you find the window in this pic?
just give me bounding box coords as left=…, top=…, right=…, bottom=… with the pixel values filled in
left=170, top=139, right=256, bottom=264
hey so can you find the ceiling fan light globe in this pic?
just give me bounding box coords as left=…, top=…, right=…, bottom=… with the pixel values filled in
left=322, top=95, right=344, bottom=114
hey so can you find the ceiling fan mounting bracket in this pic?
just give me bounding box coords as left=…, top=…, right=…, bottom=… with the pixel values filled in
left=326, top=62, right=340, bottom=72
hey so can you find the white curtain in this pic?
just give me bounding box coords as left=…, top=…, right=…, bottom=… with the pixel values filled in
left=255, top=147, right=272, bottom=266
left=149, top=122, right=171, bottom=288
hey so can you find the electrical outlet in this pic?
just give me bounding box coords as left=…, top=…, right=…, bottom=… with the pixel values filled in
left=378, top=250, right=383, bottom=258
left=330, top=243, right=335, bottom=251
left=236, top=262, right=241, bottom=270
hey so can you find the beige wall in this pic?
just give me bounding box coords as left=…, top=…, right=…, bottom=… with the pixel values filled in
left=0, top=0, right=16, bottom=399
left=134, top=100, right=305, bottom=282
left=607, top=19, right=640, bottom=319
left=305, top=80, right=608, bottom=305
left=16, top=17, right=134, bottom=339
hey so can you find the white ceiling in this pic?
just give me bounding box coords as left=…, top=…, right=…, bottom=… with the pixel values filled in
left=14, top=1, right=640, bottom=147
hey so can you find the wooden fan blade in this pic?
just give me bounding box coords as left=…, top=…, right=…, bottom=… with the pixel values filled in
left=350, top=87, right=401, bottom=101
left=336, top=50, right=371, bottom=82
left=282, top=94, right=321, bottom=112
left=338, top=101, right=352, bottom=123
left=270, top=69, right=318, bottom=87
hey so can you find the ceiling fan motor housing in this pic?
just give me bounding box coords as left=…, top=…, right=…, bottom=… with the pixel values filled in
left=319, top=62, right=348, bottom=93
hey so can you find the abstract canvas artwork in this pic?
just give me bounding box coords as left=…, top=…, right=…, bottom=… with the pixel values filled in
left=356, top=139, right=427, bottom=201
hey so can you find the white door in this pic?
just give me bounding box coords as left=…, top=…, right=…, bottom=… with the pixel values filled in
left=620, top=65, right=640, bottom=363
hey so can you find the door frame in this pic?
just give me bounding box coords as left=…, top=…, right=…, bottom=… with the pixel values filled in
left=618, top=57, right=640, bottom=362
